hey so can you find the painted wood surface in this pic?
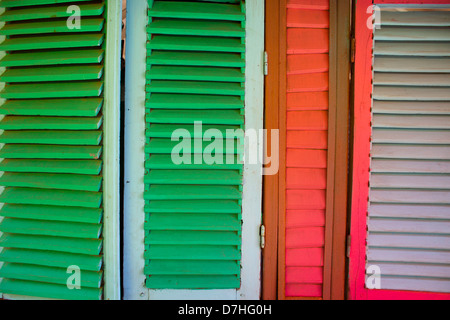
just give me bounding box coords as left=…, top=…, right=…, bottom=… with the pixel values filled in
left=349, top=0, right=450, bottom=300
left=284, top=0, right=330, bottom=298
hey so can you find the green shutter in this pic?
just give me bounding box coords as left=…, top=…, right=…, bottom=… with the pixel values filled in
left=0, top=0, right=107, bottom=300
left=145, top=0, right=245, bottom=289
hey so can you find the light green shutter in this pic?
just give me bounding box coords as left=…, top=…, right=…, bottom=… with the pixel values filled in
left=145, top=0, right=245, bottom=289
left=0, top=0, right=108, bottom=300
left=368, top=6, right=450, bottom=293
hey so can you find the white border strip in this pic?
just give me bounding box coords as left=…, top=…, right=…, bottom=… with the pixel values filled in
left=237, top=0, right=264, bottom=300
left=103, top=0, right=123, bottom=301
left=123, top=0, right=148, bottom=300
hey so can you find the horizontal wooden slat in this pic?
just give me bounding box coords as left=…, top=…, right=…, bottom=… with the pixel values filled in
left=368, top=233, right=450, bottom=250
left=0, top=18, right=104, bottom=35
left=374, top=86, right=450, bottom=101
left=0, top=116, right=102, bottom=130
left=369, top=262, right=450, bottom=279
left=0, top=279, right=101, bottom=300
left=0, top=187, right=102, bottom=208
left=0, top=98, right=102, bottom=117
left=0, top=81, right=104, bottom=99
left=145, top=199, right=241, bottom=214
left=368, top=218, right=450, bottom=235
left=0, top=263, right=101, bottom=289
left=0, top=144, right=102, bottom=160
left=374, top=57, right=450, bottom=73
left=0, top=49, right=104, bottom=67
left=149, top=1, right=244, bottom=21
left=146, top=275, right=239, bottom=290
left=377, top=277, right=450, bottom=294
left=145, top=185, right=241, bottom=200
left=0, top=172, right=102, bottom=192
left=375, top=27, right=450, bottom=41
left=285, top=227, right=325, bottom=248
left=371, top=159, right=450, bottom=174
left=372, top=129, right=450, bottom=144
left=372, top=144, right=450, bottom=160
left=146, top=230, right=240, bottom=245
left=379, top=11, right=450, bottom=27
left=0, top=33, right=104, bottom=51
left=0, top=0, right=92, bottom=8
left=369, top=203, right=450, bottom=220
left=373, top=101, right=450, bottom=115
left=370, top=189, right=450, bottom=205
left=0, top=233, right=102, bottom=255
left=0, top=204, right=102, bottom=224
left=0, top=248, right=102, bottom=272
left=145, top=213, right=240, bottom=231
left=368, top=248, right=450, bottom=264
left=374, top=73, right=450, bottom=87
left=148, top=35, right=244, bottom=52
left=0, top=3, right=104, bottom=22
left=374, top=42, right=450, bottom=57
left=145, top=245, right=240, bottom=260
left=148, top=19, right=244, bottom=37
left=0, top=65, right=104, bottom=83
left=145, top=260, right=239, bottom=275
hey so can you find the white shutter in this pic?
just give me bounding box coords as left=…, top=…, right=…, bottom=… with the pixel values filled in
left=367, top=5, right=450, bottom=293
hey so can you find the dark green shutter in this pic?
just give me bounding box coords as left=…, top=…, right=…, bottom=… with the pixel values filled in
left=145, top=0, right=245, bottom=289
left=0, top=0, right=107, bottom=300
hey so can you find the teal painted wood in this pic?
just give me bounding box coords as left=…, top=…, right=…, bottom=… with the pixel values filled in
left=0, top=0, right=107, bottom=300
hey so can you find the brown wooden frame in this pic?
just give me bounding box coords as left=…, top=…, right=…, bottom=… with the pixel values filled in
left=262, top=0, right=352, bottom=300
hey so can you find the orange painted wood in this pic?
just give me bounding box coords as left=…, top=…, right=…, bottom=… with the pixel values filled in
left=287, top=9, right=330, bottom=28
left=286, top=210, right=326, bottom=228
left=286, top=190, right=326, bottom=210
left=287, top=29, right=329, bottom=54
left=262, top=0, right=281, bottom=300
left=286, top=149, right=328, bottom=169
left=287, top=0, right=330, bottom=10
left=287, top=54, right=329, bottom=75
left=286, top=227, right=326, bottom=247
left=286, top=248, right=324, bottom=266
left=287, top=92, right=329, bottom=111
left=287, top=73, right=329, bottom=92
left=287, top=130, right=328, bottom=149
left=286, top=284, right=323, bottom=297
left=287, top=111, right=328, bottom=130
left=286, top=168, right=327, bottom=189
left=286, top=267, right=324, bottom=283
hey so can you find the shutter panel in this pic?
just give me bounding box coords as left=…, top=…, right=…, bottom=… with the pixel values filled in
left=368, top=6, right=450, bottom=294
left=284, top=0, right=330, bottom=298
left=0, top=0, right=108, bottom=300
left=145, top=0, right=245, bottom=289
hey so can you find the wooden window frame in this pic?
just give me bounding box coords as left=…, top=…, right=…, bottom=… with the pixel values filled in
left=348, top=0, right=450, bottom=300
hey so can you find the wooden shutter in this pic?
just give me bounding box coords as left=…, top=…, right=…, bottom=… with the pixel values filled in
left=350, top=0, right=450, bottom=299
left=368, top=5, right=450, bottom=294
left=284, top=0, right=330, bottom=298
left=145, top=0, right=245, bottom=289
left=0, top=0, right=109, bottom=300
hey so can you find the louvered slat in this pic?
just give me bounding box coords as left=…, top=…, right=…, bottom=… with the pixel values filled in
left=368, top=7, right=450, bottom=294
left=0, top=0, right=107, bottom=300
